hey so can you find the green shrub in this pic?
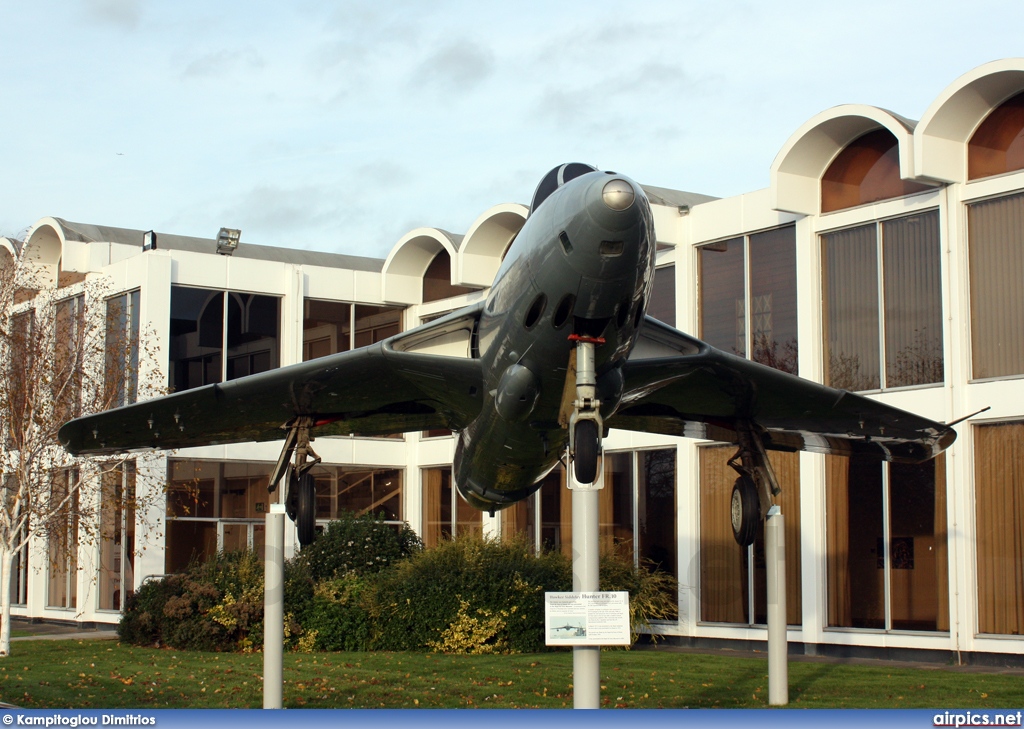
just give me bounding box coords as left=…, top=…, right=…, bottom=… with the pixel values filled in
left=367, top=535, right=571, bottom=653
left=297, top=512, right=421, bottom=581
left=117, top=573, right=184, bottom=646
left=299, top=572, right=372, bottom=651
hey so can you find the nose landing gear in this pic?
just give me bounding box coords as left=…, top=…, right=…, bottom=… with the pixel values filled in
left=567, top=334, right=604, bottom=485
left=269, top=416, right=322, bottom=548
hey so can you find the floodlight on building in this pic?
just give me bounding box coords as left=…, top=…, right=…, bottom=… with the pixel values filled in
left=216, top=227, right=241, bottom=255
left=143, top=230, right=157, bottom=251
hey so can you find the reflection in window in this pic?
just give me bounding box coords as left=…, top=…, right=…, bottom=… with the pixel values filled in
left=312, top=466, right=402, bottom=522
left=699, top=446, right=801, bottom=626
left=826, top=454, right=948, bottom=631
left=104, top=290, right=140, bottom=409
left=302, top=299, right=402, bottom=360
left=822, top=211, right=943, bottom=390
left=968, top=90, right=1024, bottom=180
left=968, top=192, right=1024, bottom=379
left=53, top=295, right=85, bottom=424
left=646, top=265, right=676, bottom=326
left=47, top=469, right=79, bottom=609
left=821, top=129, right=930, bottom=213
left=699, top=226, right=798, bottom=374
left=973, top=421, right=1024, bottom=635
left=99, top=462, right=135, bottom=611
left=169, top=287, right=280, bottom=392
left=422, top=467, right=481, bottom=547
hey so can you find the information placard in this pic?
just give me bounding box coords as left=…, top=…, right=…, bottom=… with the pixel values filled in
left=544, top=591, right=630, bottom=646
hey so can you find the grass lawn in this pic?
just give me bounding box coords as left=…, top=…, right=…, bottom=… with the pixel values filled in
left=1, top=640, right=1020, bottom=709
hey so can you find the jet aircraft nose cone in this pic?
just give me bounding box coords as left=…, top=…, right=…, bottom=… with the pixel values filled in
left=601, top=179, right=635, bottom=211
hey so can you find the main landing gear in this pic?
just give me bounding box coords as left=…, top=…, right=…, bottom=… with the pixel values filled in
left=727, top=423, right=782, bottom=547
left=269, top=416, right=322, bottom=548
left=568, top=335, right=604, bottom=485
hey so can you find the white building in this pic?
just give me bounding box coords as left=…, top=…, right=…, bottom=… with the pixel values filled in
left=5, top=59, right=1024, bottom=664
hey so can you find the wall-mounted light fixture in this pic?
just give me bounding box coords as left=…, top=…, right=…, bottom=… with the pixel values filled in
left=143, top=230, right=157, bottom=251
left=216, top=227, right=241, bottom=255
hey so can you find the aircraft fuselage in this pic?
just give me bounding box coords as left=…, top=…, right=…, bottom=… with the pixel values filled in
left=453, top=170, right=656, bottom=511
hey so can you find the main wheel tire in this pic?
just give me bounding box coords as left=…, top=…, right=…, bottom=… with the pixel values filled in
left=731, top=475, right=759, bottom=547
left=297, top=472, right=317, bottom=547
left=573, top=419, right=600, bottom=484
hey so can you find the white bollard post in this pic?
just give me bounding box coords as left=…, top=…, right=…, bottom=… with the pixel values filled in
left=572, top=486, right=601, bottom=709
left=765, top=506, right=788, bottom=705
left=263, top=503, right=286, bottom=709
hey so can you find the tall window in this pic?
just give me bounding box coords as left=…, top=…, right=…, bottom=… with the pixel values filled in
left=53, top=295, right=85, bottom=424
left=47, top=469, right=79, bottom=609
left=973, top=421, right=1024, bottom=635
left=421, top=467, right=482, bottom=547
left=699, top=226, right=798, bottom=374
left=825, top=455, right=948, bottom=631
left=104, top=291, right=141, bottom=409
left=821, top=129, right=931, bottom=213
left=968, top=192, right=1024, bottom=379
left=647, top=265, right=676, bottom=326
left=302, top=299, right=402, bottom=361
left=99, top=462, right=135, bottom=611
left=968, top=90, right=1024, bottom=180
left=822, top=211, right=943, bottom=390
left=169, top=287, right=280, bottom=392
left=699, top=446, right=801, bottom=625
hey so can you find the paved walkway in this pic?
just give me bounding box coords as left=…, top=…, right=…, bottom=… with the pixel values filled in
left=8, top=617, right=117, bottom=642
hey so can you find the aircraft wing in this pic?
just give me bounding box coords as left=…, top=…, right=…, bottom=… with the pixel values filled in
left=59, top=304, right=485, bottom=456
left=608, top=317, right=956, bottom=463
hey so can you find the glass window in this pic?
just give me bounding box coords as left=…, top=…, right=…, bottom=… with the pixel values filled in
left=968, top=90, right=1024, bottom=180
left=423, top=251, right=474, bottom=303
left=821, top=129, right=931, bottom=213
left=104, top=290, right=140, bottom=409
left=53, top=295, right=85, bottom=424
left=99, top=462, right=135, bottom=611
left=699, top=226, right=798, bottom=373
left=699, top=445, right=801, bottom=625
left=647, top=265, right=676, bottom=326
left=825, top=454, right=948, bottom=631
left=421, top=467, right=481, bottom=547
left=312, top=466, right=402, bottom=522
left=968, top=192, right=1024, bottom=379
left=973, top=421, right=1024, bottom=635
left=303, top=299, right=351, bottom=360
left=170, top=287, right=280, bottom=392
left=47, top=469, right=79, bottom=609
left=822, top=211, right=943, bottom=390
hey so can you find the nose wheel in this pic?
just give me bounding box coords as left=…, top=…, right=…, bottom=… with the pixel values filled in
left=567, top=334, right=604, bottom=486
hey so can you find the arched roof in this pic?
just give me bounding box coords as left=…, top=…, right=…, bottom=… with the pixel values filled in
left=457, top=203, right=528, bottom=287
left=916, top=58, right=1024, bottom=183
left=20, top=217, right=69, bottom=287
left=771, top=104, right=920, bottom=215
left=382, top=227, right=463, bottom=304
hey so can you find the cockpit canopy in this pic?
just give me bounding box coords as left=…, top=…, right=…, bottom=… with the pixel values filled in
left=529, top=162, right=599, bottom=215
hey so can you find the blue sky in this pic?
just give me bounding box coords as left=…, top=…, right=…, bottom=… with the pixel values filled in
left=2, top=1, right=1023, bottom=259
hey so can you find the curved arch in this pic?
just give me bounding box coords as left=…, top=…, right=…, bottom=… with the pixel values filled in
left=20, top=217, right=69, bottom=287
left=457, top=203, right=528, bottom=287
left=771, top=104, right=920, bottom=215
left=916, top=58, right=1024, bottom=183
left=382, top=228, right=462, bottom=304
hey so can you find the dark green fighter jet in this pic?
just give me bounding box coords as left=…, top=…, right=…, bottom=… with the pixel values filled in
left=59, top=164, right=957, bottom=547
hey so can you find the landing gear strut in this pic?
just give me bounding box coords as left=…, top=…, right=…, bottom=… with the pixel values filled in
left=727, top=422, right=781, bottom=547
left=568, top=335, right=604, bottom=485
left=269, top=416, right=321, bottom=548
